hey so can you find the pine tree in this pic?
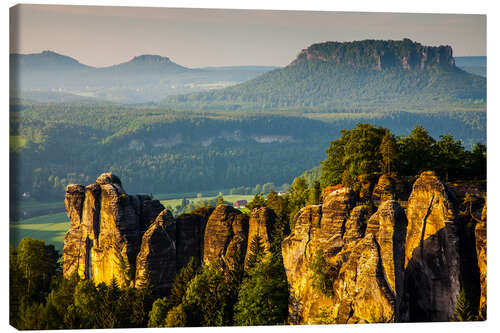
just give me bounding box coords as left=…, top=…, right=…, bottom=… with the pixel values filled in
left=167, top=257, right=200, bottom=309
left=216, top=195, right=225, bottom=206
left=380, top=131, right=396, bottom=174
left=246, top=235, right=266, bottom=271
left=453, top=289, right=477, bottom=321
left=309, top=180, right=321, bottom=205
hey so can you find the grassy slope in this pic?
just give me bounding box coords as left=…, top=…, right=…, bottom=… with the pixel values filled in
left=10, top=212, right=70, bottom=251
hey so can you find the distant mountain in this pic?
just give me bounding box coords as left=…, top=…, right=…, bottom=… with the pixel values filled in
left=101, top=54, right=190, bottom=74
left=164, top=39, right=486, bottom=111
left=455, top=56, right=486, bottom=77
left=10, top=50, right=90, bottom=72
left=10, top=51, right=274, bottom=103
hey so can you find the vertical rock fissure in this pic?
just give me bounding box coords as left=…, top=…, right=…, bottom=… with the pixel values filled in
left=303, top=210, right=315, bottom=259
left=419, top=193, right=435, bottom=259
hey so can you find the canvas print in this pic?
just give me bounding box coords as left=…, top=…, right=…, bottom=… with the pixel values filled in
left=9, top=4, right=486, bottom=329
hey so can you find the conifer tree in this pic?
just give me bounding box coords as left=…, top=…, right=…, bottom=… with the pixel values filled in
left=453, top=289, right=477, bottom=321
left=246, top=235, right=266, bottom=271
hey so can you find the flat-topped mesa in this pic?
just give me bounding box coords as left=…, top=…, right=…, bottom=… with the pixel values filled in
left=290, top=39, right=456, bottom=71
left=63, top=172, right=165, bottom=287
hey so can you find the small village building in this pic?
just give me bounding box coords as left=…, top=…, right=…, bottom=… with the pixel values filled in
left=233, top=200, right=247, bottom=209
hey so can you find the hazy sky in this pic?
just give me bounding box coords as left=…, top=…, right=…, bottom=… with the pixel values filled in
left=10, top=4, right=486, bottom=68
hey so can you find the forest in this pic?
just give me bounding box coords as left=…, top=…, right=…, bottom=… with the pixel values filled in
left=10, top=100, right=485, bottom=210
left=10, top=124, right=486, bottom=328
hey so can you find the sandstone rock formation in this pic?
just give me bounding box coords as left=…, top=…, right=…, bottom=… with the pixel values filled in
left=244, top=207, right=276, bottom=267
left=404, top=171, right=461, bottom=322
left=282, top=186, right=408, bottom=324
left=175, top=207, right=214, bottom=270
left=64, top=174, right=238, bottom=295
left=372, top=174, right=395, bottom=207
left=63, top=172, right=165, bottom=287
left=63, top=170, right=485, bottom=323
left=282, top=171, right=481, bottom=324
left=135, top=210, right=176, bottom=294
left=291, top=39, right=456, bottom=71
left=203, top=204, right=248, bottom=269
left=475, top=201, right=487, bottom=317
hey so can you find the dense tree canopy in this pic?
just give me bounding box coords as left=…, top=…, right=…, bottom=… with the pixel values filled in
left=321, top=123, right=486, bottom=188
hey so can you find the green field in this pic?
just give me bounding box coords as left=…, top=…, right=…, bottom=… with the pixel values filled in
left=160, top=194, right=254, bottom=210
left=10, top=212, right=70, bottom=252
left=10, top=194, right=254, bottom=252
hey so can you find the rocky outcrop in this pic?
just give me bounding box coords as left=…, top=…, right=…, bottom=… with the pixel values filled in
left=475, top=201, right=487, bottom=317
left=329, top=234, right=397, bottom=324
left=282, top=171, right=481, bottom=324
left=282, top=188, right=408, bottom=324
left=63, top=175, right=239, bottom=295
left=284, top=188, right=375, bottom=323
left=203, top=204, right=249, bottom=269
left=63, top=172, right=164, bottom=287
left=63, top=170, right=485, bottom=322
left=291, top=39, right=456, bottom=71
left=135, top=210, right=176, bottom=294
left=365, top=200, right=408, bottom=320
left=372, top=174, right=395, bottom=206
left=175, top=207, right=214, bottom=270
left=244, top=207, right=276, bottom=267
left=404, top=171, right=461, bottom=322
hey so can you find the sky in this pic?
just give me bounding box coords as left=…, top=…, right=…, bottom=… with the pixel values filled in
left=10, top=4, right=486, bottom=68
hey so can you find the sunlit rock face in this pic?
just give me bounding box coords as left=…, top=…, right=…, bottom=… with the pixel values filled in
left=404, top=171, right=461, bottom=322
left=475, top=201, right=487, bottom=317
left=63, top=170, right=485, bottom=322
left=372, top=174, right=395, bottom=207
left=282, top=188, right=357, bottom=324
left=282, top=187, right=408, bottom=324
left=63, top=172, right=164, bottom=287
left=202, top=204, right=249, bottom=269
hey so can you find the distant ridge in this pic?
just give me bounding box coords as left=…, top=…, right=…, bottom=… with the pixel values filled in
left=10, top=50, right=90, bottom=71
left=164, top=39, right=486, bottom=111
left=10, top=51, right=274, bottom=103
